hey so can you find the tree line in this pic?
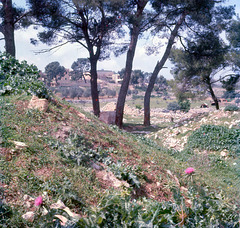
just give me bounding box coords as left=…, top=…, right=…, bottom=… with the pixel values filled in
left=1, top=0, right=240, bottom=127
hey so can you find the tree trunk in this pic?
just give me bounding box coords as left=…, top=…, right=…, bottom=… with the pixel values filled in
left=90, top=58, right=100, bottom=116
left=2, top=0, right=15, bottom=57
left=115, top=31, right=139, bottom=128
left=144, top=12, right=186, bottom=126
left=207, top=78, right=219, bottom=110
left=115, top=0, right=147, bottom=128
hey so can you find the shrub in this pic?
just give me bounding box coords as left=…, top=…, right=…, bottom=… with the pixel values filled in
left=224, top=105, right=239, bottom=111
left=0, top=52, right=50, bottom=99
left=222, top=91, right=236, bottom=99
left=178, top=100, right=191, bottom=112
left=106, top=88, right=116, bottom=97
left=167, top=101, right=180, bottom=112
left=135, top=104, right=142, bottom=110
left=61, top=87, right=70, bottom=97
left=83, top=88, right=91, bottom=97
left=235, top=99, right=240, bottom=104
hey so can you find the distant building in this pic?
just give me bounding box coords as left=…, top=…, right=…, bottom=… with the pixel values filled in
left=39, top=68, right=122, bottom=88
left=97, top=70, right=122, bottom=84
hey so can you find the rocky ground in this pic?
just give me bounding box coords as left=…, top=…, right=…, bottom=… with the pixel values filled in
left=99, top=102, right=240, bottom=151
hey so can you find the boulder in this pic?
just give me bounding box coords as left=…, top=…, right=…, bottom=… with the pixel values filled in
left=99, top=111, right=116, bottom=125
left=28, top=95, right=48, bottom=112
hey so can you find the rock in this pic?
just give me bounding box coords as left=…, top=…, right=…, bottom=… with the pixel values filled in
left=50, top=200, right=81, bottom=221
left=23, top=194, right=34, bottom=201
left=99, top=111, right=116, bottom=125
left=22, top=211, right=34, bottom=222
left=42, top=206, right=48, bottom=216
left=25, top=201, right=32, bottom=208
left=11, top=141, right=27, bottom=149
left=50, top=200, right=65, bottom=210
left=28, top=95, right=48, bottom=112
left=180, top=186, right=188, bottom=192
left=220, top=151, right=227, bottom=157
left=96, top=170, right=130, bottom=188
left=54, top=215, right=68, bottom=226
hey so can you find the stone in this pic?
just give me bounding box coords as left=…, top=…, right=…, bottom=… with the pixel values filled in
left=22, top=211, right=34, bottom=222
left=11, top=141, right=27, bottom=149
left=50, top=200, right=80, bottom=220
left=28, top=95, right=48, bottom=112
left=99, top=111, right=116, bottom=125
left=54, top=215, right=68, bottom=226
left=50, top=200, right=65, bottom=210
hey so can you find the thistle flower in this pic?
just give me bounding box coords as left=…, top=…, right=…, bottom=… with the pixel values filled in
left=34, top=196, right=43, bottom=207
left=185, top=167, right=195, bottom=175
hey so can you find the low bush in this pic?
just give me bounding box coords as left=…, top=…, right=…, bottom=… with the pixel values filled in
left=179, top=100, right=191, bottom=112
left=83, top=88, right=91, bottom=97
left=135, top=104, right=142, bottom=110
left=167, top=101, right=180, bottom=112
left=224, top=105, right=239, bottom=111
left=186, top=125, right=240, bottom=154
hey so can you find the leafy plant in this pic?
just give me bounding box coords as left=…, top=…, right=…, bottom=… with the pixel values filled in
left=74, top=185, right=240, bottom=227
left=224, top=104, right=239, bottom=111
left=179, top=100, right=191, bottom=112
left=57, top=132, right=108, bottom=166
left=0, top=52, right=50, bottom=98
left=135, top=104, right=142, bottom=110
left=167, top=101, right=180, bottom=112
left=186, top=125, right=240, bottom=154
left=109, top=162, right=141, bottom=188
left=235, top=99, right=240, bottom=104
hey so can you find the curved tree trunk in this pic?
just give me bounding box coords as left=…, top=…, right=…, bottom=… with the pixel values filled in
left=2, top=0, right=15, bottom=57
left=115, top=0, right=148, bottom=128
left=206, top=77, right=219, bottom=110
left=144, top=12, right=186, bottom=126
left=90, top=58, right=100, bottom=116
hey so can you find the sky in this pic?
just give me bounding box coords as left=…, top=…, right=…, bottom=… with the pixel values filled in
left=1, top=0, right=240, bottom=79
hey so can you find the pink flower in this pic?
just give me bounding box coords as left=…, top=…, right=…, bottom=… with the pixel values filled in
left=34, top=196, right=43, bottom=206
left=185, top=167, right=195, bottom=175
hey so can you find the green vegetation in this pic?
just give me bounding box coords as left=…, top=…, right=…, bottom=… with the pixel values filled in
left=186, top=125, right=240, bottom=154
left=1, top=93, right=240, bottom=226
left=224, top=104, right=239, bottom=111
left=0, top=53, right=50, bottom=99
left=1, top=56, right=240, bottom=226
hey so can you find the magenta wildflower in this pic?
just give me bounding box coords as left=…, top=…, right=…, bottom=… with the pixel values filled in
left=34, top=196, right=43, bottom=206
left=185, top=167, right=195, bottom=174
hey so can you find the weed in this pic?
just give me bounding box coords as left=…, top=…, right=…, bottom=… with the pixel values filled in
left=186, top=125, right=240, bottom=155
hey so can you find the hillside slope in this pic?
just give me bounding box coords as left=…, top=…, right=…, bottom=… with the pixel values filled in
left=0, top=94, right=240, bottom=227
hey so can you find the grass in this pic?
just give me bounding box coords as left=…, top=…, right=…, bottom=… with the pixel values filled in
left=1, top=93, right=240, bottom=226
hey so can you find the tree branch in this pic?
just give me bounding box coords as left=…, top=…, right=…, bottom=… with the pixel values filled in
left=211, top=73, right=237, bottom=84
left=33, top=41, right=70, bottom=54
left=14, top=11, right=31, bottom=25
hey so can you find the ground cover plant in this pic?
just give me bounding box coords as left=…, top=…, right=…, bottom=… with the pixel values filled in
left=186, top=125, right=240, bottom=154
